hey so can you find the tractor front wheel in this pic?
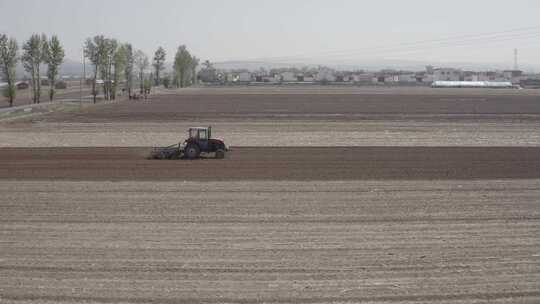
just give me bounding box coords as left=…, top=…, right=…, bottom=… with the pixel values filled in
left=215, top=149, right=225, bottom=159
left=184, top=144, right=200, bottom=159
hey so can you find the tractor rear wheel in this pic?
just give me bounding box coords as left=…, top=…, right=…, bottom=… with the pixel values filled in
left=215, top=149, right=225, bottom=159
left=184, top=144, right=200, bottom=159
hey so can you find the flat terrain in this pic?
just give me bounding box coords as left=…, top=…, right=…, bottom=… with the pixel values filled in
left=1, top=180, right=539, bottom=303
left=2, top=87, right=540, bottom=147
left=0, top=146, right=539, bottom=181
left=39, top=87, right=540, bottom=122
left=1, top=87, right=539, bottom=303
left=0, top=81, right=93, bottom=108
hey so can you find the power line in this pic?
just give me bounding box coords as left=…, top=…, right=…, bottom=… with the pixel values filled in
left=325, top=32, right=540, bottom=62
left=214, top=25, right=540, bottom=64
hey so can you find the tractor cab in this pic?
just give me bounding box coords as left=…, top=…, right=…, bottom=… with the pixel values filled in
left=189, top=127, right=211, bottom=141
left=187, top=127, right=211, bottom=151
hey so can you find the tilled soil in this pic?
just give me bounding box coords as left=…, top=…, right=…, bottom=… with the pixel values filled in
left=34, top=88, right=540, bottom=123
left=3, top=120, right=540, bottom=148
left=1, top=146, right=540, bottom=181
left=1, top=180, right=539, bottom=303
left=2, top=88, right=540, bottom=303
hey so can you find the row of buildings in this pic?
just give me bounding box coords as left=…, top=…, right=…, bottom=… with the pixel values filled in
left=199, top=66, right=540, bottom=88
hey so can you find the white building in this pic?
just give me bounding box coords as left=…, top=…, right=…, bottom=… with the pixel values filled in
left=303, top=75, right=315, bottom=82
left=432, top=81, right=514, bottom=89
left=398, top=73, right=417, bottom=83
left=315, top=68, right=336, bottom=82
left=280, top=71, right=296, bottom=82
left=237, top=72, right=252, bottom=82
left=503, top=70, right=523, bottom=84
left=433, top=68, right=462, bottom=81
left=353, top=73, right=374, bottom=83
left=384, top=75, right=399, bottom=83
left=423, top=74, right=434, bottom=83
left=477, top=71, right=506, bottom=82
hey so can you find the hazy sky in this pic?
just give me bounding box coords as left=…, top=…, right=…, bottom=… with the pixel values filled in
left=1, top=0, right=539, bottom=68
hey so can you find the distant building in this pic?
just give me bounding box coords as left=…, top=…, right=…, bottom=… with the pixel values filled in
left=398, top=73, right=417, bottom=83
left=225, top=73, right=235, bottom=83
left=55, top=81, right=68, bottom=89
left=462, top=71, right=478, bottom=82
left=477, top=71, right=505, bottom=82
left=315, top=68, right=336, bottom=83
left=297, top=74, right=315, bottom=82
left=520, top=78, right=540, bottom=89
left=353, top=73, right=374, bottom=83
left=384, top=75, right=398, bottom=83
left=433, top=68, right=462, bottom=81
left=237, top=72, right=252, bottom=83
left=16, top=82, right=29, bottom=90
left=262, top=75, right=279, bottom=83
left=198, top=67, right=219, bottom=83
left=432, top=81, right=514, bottom=89
left=503, top=70, right=523, bottom=84
left=280, top=71, right=296, bottom=82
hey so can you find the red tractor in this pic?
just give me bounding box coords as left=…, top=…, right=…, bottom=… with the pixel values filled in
left=150, top=126, right=228, bottom=159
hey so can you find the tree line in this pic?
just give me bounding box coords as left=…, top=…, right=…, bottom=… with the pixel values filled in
left=84, top=37, right=200, bottom=102
left=1, top=32, right=201, bottom=107
left=0, top=33, right=65, bottom=107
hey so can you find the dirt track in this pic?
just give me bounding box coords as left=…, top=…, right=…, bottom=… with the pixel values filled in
left=1, top=146, right=540, bottom=181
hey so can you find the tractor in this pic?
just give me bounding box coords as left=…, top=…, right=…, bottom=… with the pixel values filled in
left=150, top=126, right=228, bottom=159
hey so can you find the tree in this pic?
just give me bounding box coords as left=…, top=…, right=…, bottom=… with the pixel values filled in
left=190, top=56, right=199, bottom=86
left=0, top=34, right=18, bottom=107
left=123, top=43, right=134, bottom=99
left=22, top=33, right=47, bottom=104
left=111, top=45, right=126, bottom=100
left=134, top=50, right=149, bottom=94
left=84, top=35, right=107, bottom=103
left=162, top=75, right=170, bottom=88
left=143, top=77, right=152, bottom=99
left=43, top=35, right=65, bottom=101
left=100, top=38, right=117, bottom=100
left=173, top=45, right=192, bottom=88
left=153, top=47, right=166, bottom=86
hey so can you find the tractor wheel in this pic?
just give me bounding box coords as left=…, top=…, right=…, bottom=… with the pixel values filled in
left=215, top=149, right=225, bottom=159
left=184, top=144, right=200, bottom=159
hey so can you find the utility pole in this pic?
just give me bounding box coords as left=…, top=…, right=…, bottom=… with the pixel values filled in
left=514, top=48, right=519, bottom=70
left=80, top=48, right=83, bottom=104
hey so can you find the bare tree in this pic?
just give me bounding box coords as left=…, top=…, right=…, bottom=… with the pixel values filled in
left=0, top=34, right=18, bottom=107
left=134, top=50, right=149, bottom=94
left=22, top=33, right=47, bottom=104
left=43, top=35, right=65, bottom=101
left=153, top=47, right=166, bottom=86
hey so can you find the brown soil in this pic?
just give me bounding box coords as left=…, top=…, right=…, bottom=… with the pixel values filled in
left=1, top=146, right=539, bottom=181
left=35, top=88, right=540, bottom=123
left=1, top=179, right=539, bottom=303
